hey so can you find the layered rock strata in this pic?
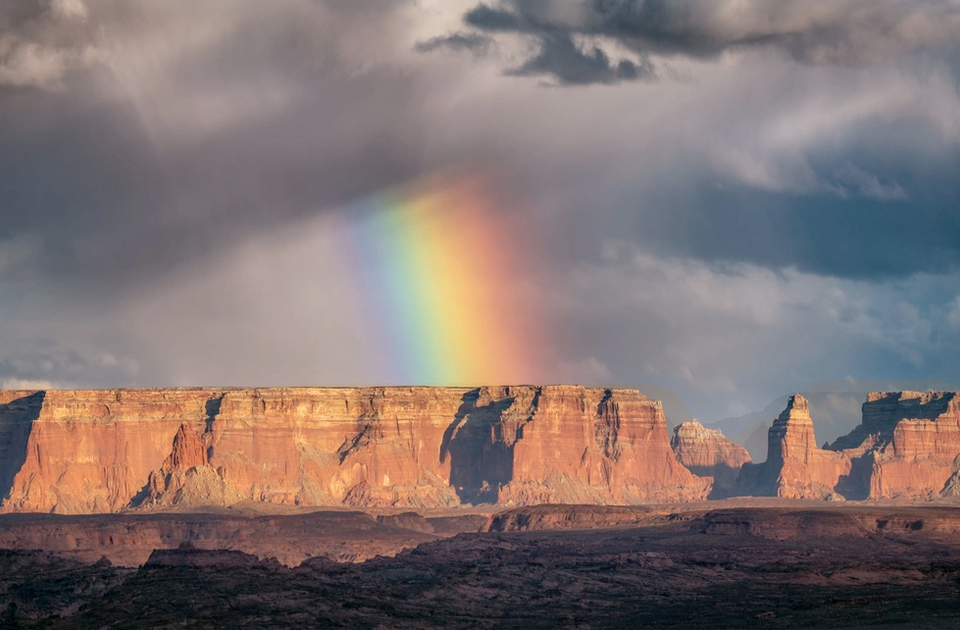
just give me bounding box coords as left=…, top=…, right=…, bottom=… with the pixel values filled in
left=0, top=386, right=709, bottom=514
left=738, top=395, right=851, bottom=499
left=855, top=391, right=960, bottom=500
left=737, top=391, right=960, bottom=500
left=671, top=420, right=751, bottom=497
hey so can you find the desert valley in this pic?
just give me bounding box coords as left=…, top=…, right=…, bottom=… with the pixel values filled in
left=5, top=1, right=960, bottom=626
left=3, top=386, right=960, bottom=627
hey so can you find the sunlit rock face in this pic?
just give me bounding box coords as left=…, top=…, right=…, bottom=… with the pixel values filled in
left=493, top=386, right=710, bottom=505
left=671, top=420, right=751, bottom=498
left=0, top=386, right=708, bottom=514
left=765, top=394, right=852, bottom=500
left=857, top=391, right=960, bottom=500
left=737, top=391, right=960, bottom=501
left=2, top=389, right=220, bottom=514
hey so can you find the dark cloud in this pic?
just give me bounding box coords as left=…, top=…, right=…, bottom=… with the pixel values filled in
left=415, top=32, right=495, bottom=55
left=0, top=0, right=426, bottom=294
left=506, top=31, right=653, bottom=84
left=463, top=4, right=527, bottom=32
left=633, top=176, right=960, bottom=280
left=465, top=0, right=960, bottom=65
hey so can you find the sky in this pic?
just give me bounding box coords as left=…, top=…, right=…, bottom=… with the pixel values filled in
left=1, top=0, right=960, bottom=421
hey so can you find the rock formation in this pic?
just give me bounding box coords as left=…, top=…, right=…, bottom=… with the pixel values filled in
left=139, top=423, right=242, bottom=510
left=0, top=386, right=709, bottom=514
left=671, top=420, right=751, bottom=497
left=748, top=394, right=850, bottom=499
left=855, top=391, right=960, bottom=500
left=2, top=388, right=218, bottom=513
left=736, top=391, right=960, bottom=501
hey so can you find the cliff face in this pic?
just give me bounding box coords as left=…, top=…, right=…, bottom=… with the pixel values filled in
left=0, top=386, right=708, bottom=514
left=671, top=420, right=751, bottom=497
left=861, top=391, right=960, bottom=500
left=736, top=391, right=960, bottom=501
left=496, top=387, right=708, bottom=505
left=2, top=389, right=219, bottom=513
left=764, top=395, right=851, bottom=499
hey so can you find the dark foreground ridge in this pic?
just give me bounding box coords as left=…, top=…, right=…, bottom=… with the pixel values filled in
left=4, top=504, right=960, bottom=629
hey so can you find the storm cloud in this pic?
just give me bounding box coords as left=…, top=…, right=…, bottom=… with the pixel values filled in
left=0, top=0, right=427, bottom=292
left=1, top=0, right=960, bottom=421
left=465, top=0, right=960, bottom=67
left=506, top=31, right=654, bottom=84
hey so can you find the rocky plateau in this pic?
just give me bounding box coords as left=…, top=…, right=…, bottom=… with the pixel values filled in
left=671, top=419, right=751, bottom=497
left=0, top=386, right=708, bottom=515
left=4, top=386, right=960, bottom=513
left=5, top=386, right=960, bottom=628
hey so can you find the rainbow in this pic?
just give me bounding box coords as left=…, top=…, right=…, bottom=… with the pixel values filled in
left=327, top=171, right=546, bottom=385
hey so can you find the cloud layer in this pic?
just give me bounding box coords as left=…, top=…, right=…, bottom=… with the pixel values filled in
left=0, top=0, right=428, bottom=292
left=464, top=0, right=960, bottom=79
left=1, top=0, right=959, bottom=421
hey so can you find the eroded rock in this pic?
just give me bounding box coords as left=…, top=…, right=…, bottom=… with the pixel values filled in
left=0, top=386, right=708, bottom=513
left=671, top=420, right=751, bottom=497
left=736, top=391, right=960, bottom=501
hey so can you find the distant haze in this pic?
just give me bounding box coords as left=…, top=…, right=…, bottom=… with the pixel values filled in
left=2, top=0, right=960, bottom=420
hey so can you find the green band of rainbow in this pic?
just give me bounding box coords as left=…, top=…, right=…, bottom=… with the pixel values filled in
left=328, top=175, right=543, bottom=385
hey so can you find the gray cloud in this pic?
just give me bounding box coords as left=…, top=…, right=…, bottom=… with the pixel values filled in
left=833, top=164, right=908, bottom=201
left=0, top=0, right=426, bottom=294
left=507, top=31, right=654, bottom=84
left=0, top=0, right=96, bottom=89
left=1, top=0, right=960, bottom=423
left=560, top=241, right=960, bottom=418
left=463, top=4, right=526, bottom=32
left=415, top=32, right=495, bottom=55
left=465, top=0, right=960, bottom=66
left=0, top=315, right=140, bottom=390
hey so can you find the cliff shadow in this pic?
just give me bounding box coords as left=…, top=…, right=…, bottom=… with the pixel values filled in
left=862, top=392, right=955, bottom=435
left=834, top=454, right=873, bottom=501
left=0, top=391, right=44, bottom=503
left=204, top=394, right=224, bottom=460
left=732, top=461, right=777, bottom=498
left=826, top=425, right=869, bottom=451
left=687, top=463, right=746, bottom=500
left=440, top=389, right=516, bottom=505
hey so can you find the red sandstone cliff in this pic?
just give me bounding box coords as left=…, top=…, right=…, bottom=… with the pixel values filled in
left=0, top=386, right=708, bottom=514
left=754, top=394, right=850, bottom=499
left=858, top=391, right=960, bottom=500
left=494, top=387, right=708, bottom=504
left=737, top=391, right=960, bottom=501
left=2, top=389, right=218, bottom=513
left=671, top=420, right=751, bottom=497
